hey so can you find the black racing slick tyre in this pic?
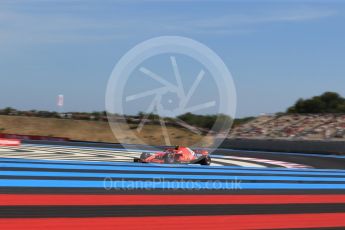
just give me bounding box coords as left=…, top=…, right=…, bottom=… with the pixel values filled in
left=200, top=156, right=211, bottom=165
left=164, top=153, right=176, bottom=164
left=140, top=152, right=151, bottom=161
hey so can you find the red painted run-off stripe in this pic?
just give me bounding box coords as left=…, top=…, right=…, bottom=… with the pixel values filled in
left=0, top=213, right=344, bottom=229
left=0, top=194, right=344, bottom=206
left=0, top=138, right=20, bottom=146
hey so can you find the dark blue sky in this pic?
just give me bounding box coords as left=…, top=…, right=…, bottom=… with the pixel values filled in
left=0, top=0, right=344, bottom=117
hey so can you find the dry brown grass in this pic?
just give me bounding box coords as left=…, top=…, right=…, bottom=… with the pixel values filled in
left=0, top=115, right=212, bottom=146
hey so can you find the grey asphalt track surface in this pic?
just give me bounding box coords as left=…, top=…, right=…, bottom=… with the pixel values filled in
left=23, top=140, right=345, bottom=169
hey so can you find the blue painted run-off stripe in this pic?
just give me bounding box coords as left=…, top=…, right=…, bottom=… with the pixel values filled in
left=1, top=162, right=345, bottom=176
left=0, top=179, right=345, bottom=190
left=1, top=171, right=345, bottom=182
left=1, top=157, right=345, bottom=173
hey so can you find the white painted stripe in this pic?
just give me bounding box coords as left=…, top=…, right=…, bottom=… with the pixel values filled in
left=224, top=156, right=311, bottom=168
left=20, top=146, right=140, bottom=156
left=0, top=148, right=16, bottom=152
left=212, top=158, right=266, bottom=168
left=0, top=148, right=139, bottom=159
left=0, top=154, right=133, bottom=162
left=23, top=146, right=140, bottom=154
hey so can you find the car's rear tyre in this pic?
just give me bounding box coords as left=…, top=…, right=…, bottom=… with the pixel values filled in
left=164, top=153, right=176, bottom=164
left=200, top=156, right=211, bottom=165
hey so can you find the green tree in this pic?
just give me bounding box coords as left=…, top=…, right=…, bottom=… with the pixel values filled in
left=287, top=92, right=345, bottom=114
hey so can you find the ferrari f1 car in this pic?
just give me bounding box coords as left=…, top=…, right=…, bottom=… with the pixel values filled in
left=133, top=146, right=211, bottom=165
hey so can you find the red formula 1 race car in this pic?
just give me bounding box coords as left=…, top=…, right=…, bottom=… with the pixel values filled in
left=133, top=146, right=211, bottom=165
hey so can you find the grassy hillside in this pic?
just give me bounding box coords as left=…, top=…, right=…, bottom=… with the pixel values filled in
left=0, top=115, right=210, bottom=146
